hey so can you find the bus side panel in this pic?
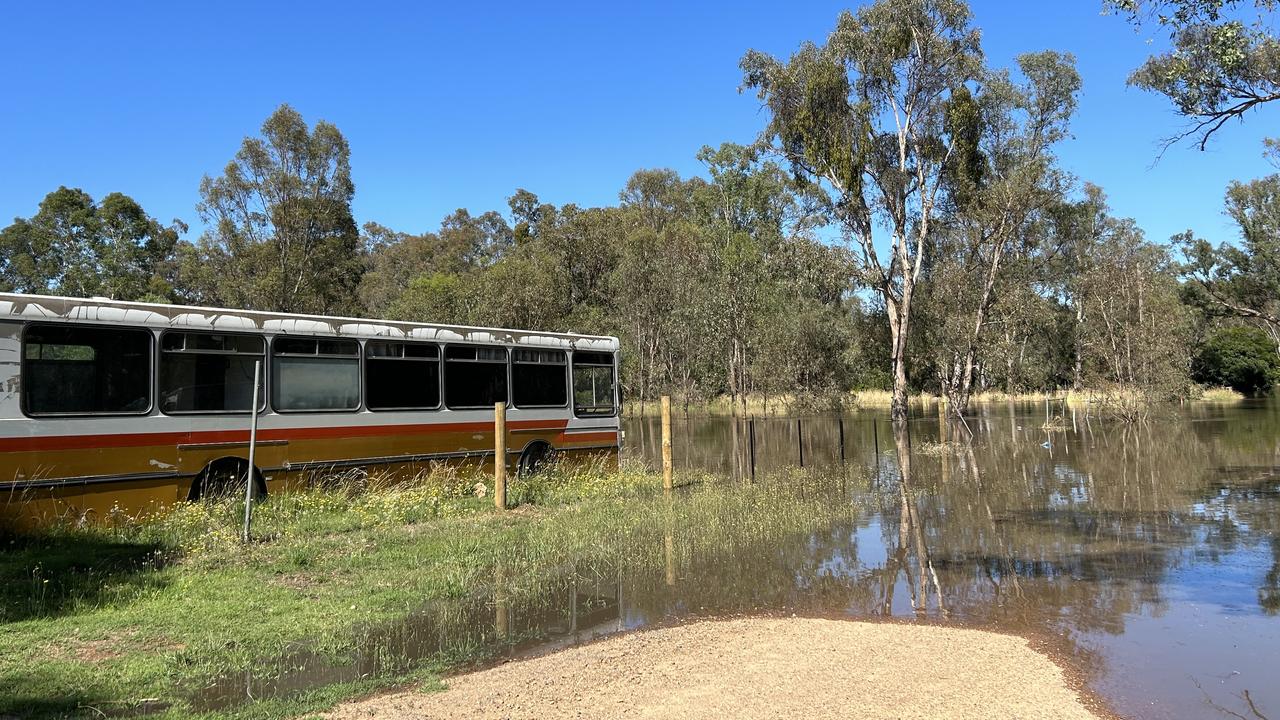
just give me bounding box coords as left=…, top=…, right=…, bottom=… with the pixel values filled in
left=0, top=321, right=19, bottom=421
left=279, top=421, right=502, bottom=483
left=553, top=425, right=621, bottom=471
left=2, top=477, right=183, bottom=528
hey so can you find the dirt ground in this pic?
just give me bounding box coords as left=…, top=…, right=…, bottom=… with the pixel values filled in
left=325, top=617, right=1107, bottom=719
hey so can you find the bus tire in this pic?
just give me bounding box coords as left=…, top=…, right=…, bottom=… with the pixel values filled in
left=517, top=441, right=555, bottom=479
left=188, top=457, right=267, bottom=502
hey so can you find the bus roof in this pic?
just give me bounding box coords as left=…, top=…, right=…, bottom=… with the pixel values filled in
left=0, top=293, right=620, bottom=352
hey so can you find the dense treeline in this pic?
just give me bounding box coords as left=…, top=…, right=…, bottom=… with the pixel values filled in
left=2, top=0, right=1278, bottom=416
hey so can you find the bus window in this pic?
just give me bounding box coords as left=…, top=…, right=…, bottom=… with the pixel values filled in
left=572, top=351, right=616, bottom=417
left=366, top=341, right=440, bottom=410
left=512, top=348, right=567, bottom=408
left=272, top=337, right=360, bottom=411
left=444, top=345, right=508, bottom=409
left=23, top=324, right=152, bottom=415
left=160, top=332, right=265, bottom=413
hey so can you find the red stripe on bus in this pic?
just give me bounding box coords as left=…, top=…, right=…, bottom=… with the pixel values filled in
left=0, top=419, right=580, bottom=453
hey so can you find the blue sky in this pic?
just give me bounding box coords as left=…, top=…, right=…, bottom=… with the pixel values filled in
left=2, top=1, right=1277, bottom=248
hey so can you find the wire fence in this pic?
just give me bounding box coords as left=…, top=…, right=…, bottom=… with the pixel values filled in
left=623, top=414, right=895, bottom=479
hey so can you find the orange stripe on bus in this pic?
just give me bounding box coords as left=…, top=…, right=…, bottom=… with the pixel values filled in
left=554, top=431, right=618, bottom=445
left=0, top=419, right=578, bottom=453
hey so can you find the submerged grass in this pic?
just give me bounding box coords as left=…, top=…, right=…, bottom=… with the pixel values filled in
left=625, top=386, right=1248, bottom=417
left=0, top=461, right=862, bottom=719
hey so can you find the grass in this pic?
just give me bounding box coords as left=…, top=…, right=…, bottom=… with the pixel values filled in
left=0, top=461, right=861, bottom=719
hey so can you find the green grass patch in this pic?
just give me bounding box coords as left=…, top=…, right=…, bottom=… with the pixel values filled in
left=0, top=461, right=862, bottom=719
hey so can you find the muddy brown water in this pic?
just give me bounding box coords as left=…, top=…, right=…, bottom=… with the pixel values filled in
left=189, top=400, right=1280, bottom=720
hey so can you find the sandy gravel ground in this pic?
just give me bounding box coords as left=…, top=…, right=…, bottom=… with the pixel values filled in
left=326, top=617, right=1105, bottom=720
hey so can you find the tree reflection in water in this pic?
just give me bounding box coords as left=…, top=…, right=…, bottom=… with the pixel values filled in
left=625, top=401, right=1280, bottom=719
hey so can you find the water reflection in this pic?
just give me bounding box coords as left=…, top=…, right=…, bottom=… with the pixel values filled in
left=191, top=401, right=1279, bottom=720
left=627, top=401, right=1280, bottom=720
left=191, top=578, right=629, bottom=710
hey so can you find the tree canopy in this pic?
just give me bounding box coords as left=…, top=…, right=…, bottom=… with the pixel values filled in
left=5, top=0, right=1278, bottom=414
left=1108, top=0, right=1280, bottom=148
left=0, top=187, right=181, bottom=302
left=179, top=104, right=363, bottom=314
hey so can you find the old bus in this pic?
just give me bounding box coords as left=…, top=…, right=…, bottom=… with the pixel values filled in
left=0, top=293, right=620, bottom=526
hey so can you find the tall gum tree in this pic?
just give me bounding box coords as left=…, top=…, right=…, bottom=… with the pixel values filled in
left=741, top=0, right=984, bottom=421
left=932, top=51, right=1081, bottom=415
left=183, top=104, right=362, bottom=314
left=693, top=142, right=821, bottom=414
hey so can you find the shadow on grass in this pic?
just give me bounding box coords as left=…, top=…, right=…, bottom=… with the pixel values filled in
left=0, top=693, right=167, bottom=720
left=0, top=531, right=168, bottom=622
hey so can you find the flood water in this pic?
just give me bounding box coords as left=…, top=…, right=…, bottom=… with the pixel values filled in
left=627, top=401, right=1280, bottom=720
left=192, top=400, right=1280, bottom=720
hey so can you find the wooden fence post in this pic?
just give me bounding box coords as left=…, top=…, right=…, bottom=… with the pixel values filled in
left=748, top=417, right=756, bottom=482
left=797, top=418, right=804, bottom=468
left=872, top=419, right=880, bottom=472
left=494, top=402, right=507, bottom=510
left=661, top=396, right=673, bottom=491
left=838, top=417, right=845, bottom=466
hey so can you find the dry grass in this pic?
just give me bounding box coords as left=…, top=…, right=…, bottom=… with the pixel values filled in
left=1196, top=386, right=1246, bottom=402
left=624, top=388, right=1166, bottom=416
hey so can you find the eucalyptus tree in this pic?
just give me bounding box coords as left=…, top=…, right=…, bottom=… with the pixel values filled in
left=692, top=142, right=812, bottom=413
left=0, top=186, right=181, bottom=301
left=930, top=51, right=1081, bottom=415
left=436, top=208, right=513, bottom=272
left=1107, top=0, right=1280, bottom=148
left=1049, top=184, right=1112, bottom=389
left=741, top=0, right=984, bottom=421
left=1177, top=168, right=1280, bottom=353
left=619, top=169, right=693, bottom=234
left=1077, top=220, right=1193, bottom=400
left=615, top=170, right=730, bottom=408
left=182, top=104, right=363, bottom=314
left=359, top=222, right=437, bottom=316
left=508, top=188, right=556, bottom=245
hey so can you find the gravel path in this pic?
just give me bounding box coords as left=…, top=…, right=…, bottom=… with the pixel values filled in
left=326, top=617, right=1106, bottom=719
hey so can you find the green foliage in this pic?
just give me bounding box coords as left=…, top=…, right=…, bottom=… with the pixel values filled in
left=179, top=104, right=364, bottom=314
left=1176, top=172, right=1280, bottom=347
left=740, top=43, right=866, bottom=196
left=942, top=85, right=986, bottom=210
left=1108, top=0, right=1280, bottom=147
left=0, top=187, right=181, bottom=301
left=389, top=272, right=474, bottom=324
left=1193, top=325, right=1280, bottom=394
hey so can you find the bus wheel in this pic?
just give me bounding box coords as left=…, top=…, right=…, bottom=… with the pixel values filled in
left=518, top=442, right=555, bottom=479
left=189, top=458, right=267, bottom=502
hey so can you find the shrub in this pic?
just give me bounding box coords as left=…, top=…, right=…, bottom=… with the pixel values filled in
left=1192, top=326, right=1280, bottom=396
